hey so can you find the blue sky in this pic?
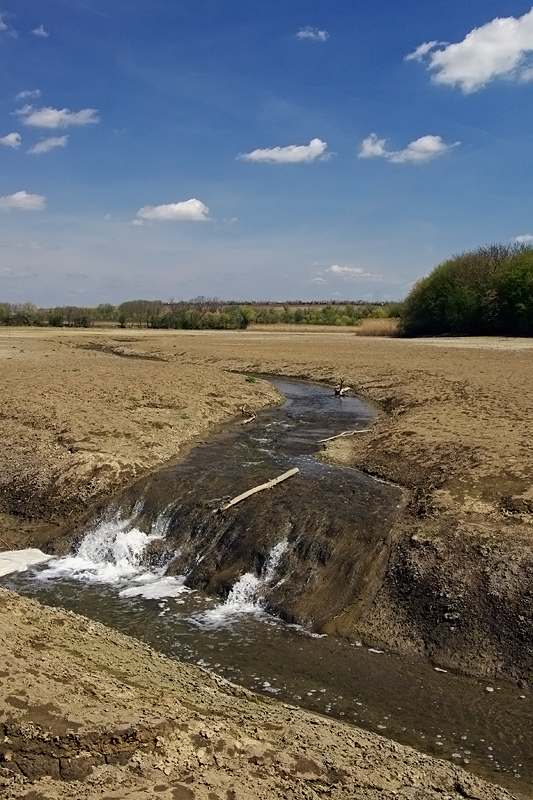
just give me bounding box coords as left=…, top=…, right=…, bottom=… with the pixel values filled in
left=2, top=0, right=533, bottom=305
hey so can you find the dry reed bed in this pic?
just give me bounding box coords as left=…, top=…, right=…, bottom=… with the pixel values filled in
left=248, top=318, right=400, bottom=336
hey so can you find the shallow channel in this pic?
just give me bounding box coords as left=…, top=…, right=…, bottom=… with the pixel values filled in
left=2, top=379, right=532, bottom=799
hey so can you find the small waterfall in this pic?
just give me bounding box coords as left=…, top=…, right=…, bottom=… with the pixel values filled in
left=36, top=513, right=190, bottom=600
left=262, top=539, right=288, bottom=582
left=190, top=540, right=289, bottom=629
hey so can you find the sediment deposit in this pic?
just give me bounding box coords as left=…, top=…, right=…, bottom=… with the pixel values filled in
left=1, top=327, right=532, bottom=798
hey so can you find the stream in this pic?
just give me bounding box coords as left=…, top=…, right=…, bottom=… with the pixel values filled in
left=2, top=378, right=532, bottom=799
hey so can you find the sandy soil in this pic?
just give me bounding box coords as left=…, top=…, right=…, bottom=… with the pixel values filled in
left=0, top=588, right=516, bottom=800
left=0, top=328, right=281, bottom=542
left=1, top=327, right=533, bottom=798
left=2, top=327, right=533, bottom=536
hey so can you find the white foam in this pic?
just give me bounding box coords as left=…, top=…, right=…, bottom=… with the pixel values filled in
left=191, top=572, right=265, bottom=629
left=189, top=540, right=290, bottom=629
left=119, top=575, right=191, bottom=600
left=36, top=515, right=164, bottom=585
left=0, top=549, right=52, bottom=577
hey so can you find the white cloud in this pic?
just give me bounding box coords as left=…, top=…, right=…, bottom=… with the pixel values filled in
left=16, top=105, right=99, bottom=128
left=358, top=133, right=458, bottom=164
left=359, top=133, right=387, bottom=159
left=0, top=132, right=21, bottom=149
left=296, top=27, right=329, bottom=42
left=513, top=233, right=533, bottom=244
left=406, top=8, right=533, bottom=92
left=325, top=264, right=379, bottom=280
left=238, top=138, right=329, bottom=164
left=136, top=198, right=210, bottom=222
left=28, top=135, right=68, bottom=155
left=0, top=12, right=16, bottom=37
left=0, top=190, right=46, bottom=212
left=16, top=89, right=41, bottom=100
left=405, top=41, right=447, bottom=62
left=31, top=25, right=49, bottom=37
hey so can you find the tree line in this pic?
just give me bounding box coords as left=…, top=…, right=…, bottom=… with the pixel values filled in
left=4, top=243, right=530, bottom=336
left=400, top=243, right=533, bottom=336
left=0, top=298, right=399, bottom=329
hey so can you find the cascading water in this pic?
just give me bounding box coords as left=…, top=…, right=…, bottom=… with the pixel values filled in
left=36, top=513, right=190, bottom=600
left=2, top=378, right=532, bottom=798
left=190, top=539, right=290, bottom=628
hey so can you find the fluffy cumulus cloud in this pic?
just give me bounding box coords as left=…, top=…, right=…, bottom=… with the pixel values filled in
left=31, top=25, right=49, bottom=37
left=513, top=233, right=533, bottom=244
left=405, top=7, right=533, bottom=92
left=28, top=135, right=68, bottom=155
left=0, top=132, right=21, bottom=148
left=325, top=264, right=379, bottom=280
left=16, top=105, right=99, bottom=128
left=0, top=190, right=46, bottom=212
left=296, top=27, right=329, bottom=42
left=238, top=138, right=329, bottom=163
left=359, top=133, right=458, bottom=164
left=136, top=198, right=210, bottom=222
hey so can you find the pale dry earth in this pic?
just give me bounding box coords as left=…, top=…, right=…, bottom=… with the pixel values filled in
left=1, top=327, right=533, bottom=799
left=2, top=327, right=532, bottom=536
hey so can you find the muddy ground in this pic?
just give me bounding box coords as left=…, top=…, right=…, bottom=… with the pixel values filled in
left=1, top=327, right=532, bottom=798
left=0, top=588, right=518, bottom=800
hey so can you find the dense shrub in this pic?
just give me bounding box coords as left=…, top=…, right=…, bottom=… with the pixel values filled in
left=401, top=244, right=533, bottom=336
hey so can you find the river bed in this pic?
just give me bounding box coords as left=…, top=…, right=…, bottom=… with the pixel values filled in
left=2, top=379, right=532, bottom=799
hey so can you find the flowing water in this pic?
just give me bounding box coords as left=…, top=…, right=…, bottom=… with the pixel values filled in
left=2, top=379, right=532, bottom=799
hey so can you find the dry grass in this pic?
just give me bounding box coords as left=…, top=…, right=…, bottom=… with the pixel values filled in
left=247, top=319, right=400, bottom=336
left=247, top=323, right=360, bottom=333
left=353, top=318, right=400, bottom=337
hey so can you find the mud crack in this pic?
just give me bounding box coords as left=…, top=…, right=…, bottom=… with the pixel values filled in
left=0, top=720, right=174, bottom=782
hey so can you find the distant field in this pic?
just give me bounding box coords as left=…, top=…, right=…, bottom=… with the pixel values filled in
left=248, top=318, right=400, bottom=336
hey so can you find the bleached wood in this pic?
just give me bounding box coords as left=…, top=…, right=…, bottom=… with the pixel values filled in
left=216, top=467, right=299, bottom=513
left=318, top=429, right=368, bottom=443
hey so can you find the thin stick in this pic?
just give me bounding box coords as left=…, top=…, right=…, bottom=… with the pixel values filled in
left=318, top=430, right=368, bottom=443
left=216, top=467, right=299, bottom=513
left=334, top=378, right=352, bottom=396
left=242, top=413, right=257, bottom=424
left=0, top=535, right=12, bottom=550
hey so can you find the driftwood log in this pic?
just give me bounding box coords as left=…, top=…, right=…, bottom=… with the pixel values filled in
left=215, top=467, right=299, bottom=513
left=334, top=378, right=351, bottom=396
left=240, top=405, right=257, bottom=424
left=318, top=429, right=368, bottom=443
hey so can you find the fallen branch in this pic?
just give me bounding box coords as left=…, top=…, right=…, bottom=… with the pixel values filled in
left=0, top=535, right=12, bottom=551
left=240, top=405, right=257, bottom=424
left=318, top=430, right=369, bottom=443
left=334, top=378, right=351, bottom=396
left=215, top=467, right=299, bottom=513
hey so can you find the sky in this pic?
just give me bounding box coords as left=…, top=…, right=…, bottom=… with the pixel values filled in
left=2, top=0, right=533, bottom=305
